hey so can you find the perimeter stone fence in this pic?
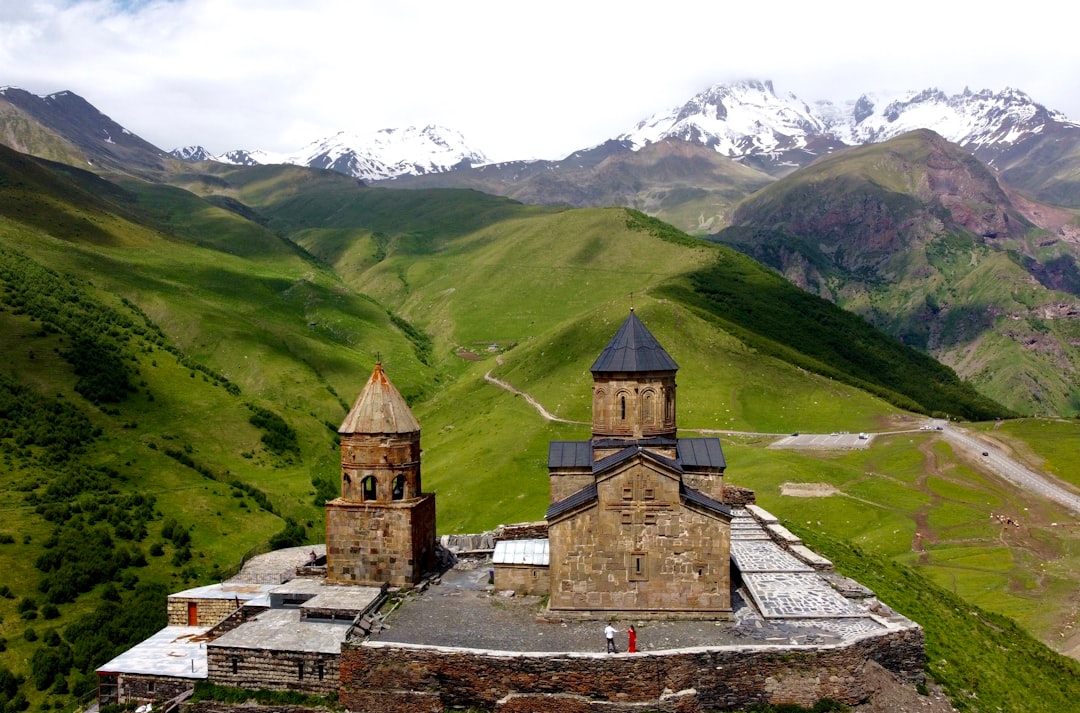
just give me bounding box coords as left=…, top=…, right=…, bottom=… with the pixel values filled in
left=339, top=625, right=925, bottom=713
left=440, top=521, right=549, bottom=555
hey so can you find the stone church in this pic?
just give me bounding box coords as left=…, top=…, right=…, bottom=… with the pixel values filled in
left=543, top=310, right=733, bottom=616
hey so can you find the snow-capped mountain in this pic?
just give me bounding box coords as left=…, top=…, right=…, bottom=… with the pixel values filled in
left=817, top=87, right=1073, bottom=151
left=625, top=80, right=827, bottom=157
left=619, top=80, right=1078, bottom=167
left=185, top=125, right=488, bottom=181
left=169, top=145, right=214, bottom=162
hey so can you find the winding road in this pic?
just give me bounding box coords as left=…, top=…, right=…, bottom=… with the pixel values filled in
left=938, top=421, right=1080, bottom=516
left=483, top=370, right=1080, bottom=517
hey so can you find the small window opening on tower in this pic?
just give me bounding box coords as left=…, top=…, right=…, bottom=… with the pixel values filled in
left=630, top=552, right=647, bottom=581
left=362, top=475, right=377, bottom=501
left=392, top=475, right=405, bottom=500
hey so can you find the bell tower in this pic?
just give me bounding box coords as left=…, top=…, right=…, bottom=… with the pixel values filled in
left=590, top=309, right=678, bottom=459
left=325, top=363, right=436, bottom=586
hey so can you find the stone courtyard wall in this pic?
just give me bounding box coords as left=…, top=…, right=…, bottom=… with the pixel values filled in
left=113, top=673, right=196, bottom=706
left=167, top=597, right=242, bottom=627
left=207, top=645, right=339, bottom=696
left=339, top=626, right=924, bottom=713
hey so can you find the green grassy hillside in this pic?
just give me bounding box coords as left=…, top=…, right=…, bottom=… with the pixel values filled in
left=0, top=151, right=434, bottom=712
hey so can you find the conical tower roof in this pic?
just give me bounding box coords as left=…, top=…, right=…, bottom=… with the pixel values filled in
left=590, top=310, right=679, bottom=373
left=339, top=363, right=421, bottom=435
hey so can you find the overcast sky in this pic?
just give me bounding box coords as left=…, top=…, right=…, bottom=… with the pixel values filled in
left=1, top=0, right=1076, bottom=162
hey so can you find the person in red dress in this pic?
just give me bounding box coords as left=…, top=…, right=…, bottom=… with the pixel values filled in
left=627, top=625, right=637, bottom=653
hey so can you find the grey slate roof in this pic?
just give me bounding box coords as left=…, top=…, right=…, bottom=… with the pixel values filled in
left=549, top=438, right=726, bottom=474
left=680, top=483, right=732, bottom=519
left=548, top=441, right=593, bottom=469
left=593, top=444, right=679, bottom=475
left=545, top=482, right=597, bottom=520
left=590, top=310, right=679, bottom=374
left=677, top=438, right=727, bottom=470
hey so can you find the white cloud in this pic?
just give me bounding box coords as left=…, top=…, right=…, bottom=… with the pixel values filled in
left=1, top=0, right=1076, bottom=162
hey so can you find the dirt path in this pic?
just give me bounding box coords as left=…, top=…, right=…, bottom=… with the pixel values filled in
left=483, top=371, right=587, bottom=425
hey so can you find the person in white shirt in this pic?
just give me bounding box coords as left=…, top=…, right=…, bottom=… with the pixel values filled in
left=604, top=623, right=619, bottom=653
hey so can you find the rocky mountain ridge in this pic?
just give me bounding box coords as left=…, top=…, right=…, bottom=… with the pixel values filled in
left=621, top=80, right=1078, bottom=174
left=164, top=79, right=1078, bottom=184
left=172, top=124, right=488, bottom=180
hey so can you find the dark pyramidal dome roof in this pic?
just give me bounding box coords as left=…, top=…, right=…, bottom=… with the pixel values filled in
left=590, top=310, right=679, bottom=374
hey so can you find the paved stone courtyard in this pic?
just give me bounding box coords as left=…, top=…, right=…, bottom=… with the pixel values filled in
left=367, top=507, right=916, bottom=654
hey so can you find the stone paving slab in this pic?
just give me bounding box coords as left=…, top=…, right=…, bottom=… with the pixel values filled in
left=742, top=572, right=863, bottom=618
left=732, top=541, right=814, bottom=573
left=731, top=532, right=772, bottom=541
left=232, top=545, right=326, bottom=584
left=789, top=544, right=833, bottom=570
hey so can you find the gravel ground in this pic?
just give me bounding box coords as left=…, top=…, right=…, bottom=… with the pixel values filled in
left=368, top=558, right=857, bottom=654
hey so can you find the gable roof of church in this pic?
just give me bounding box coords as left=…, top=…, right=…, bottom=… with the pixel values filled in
left=593, top=444, right=679, bottom=475
left=339, top=363, right=421, bottom=435
left=547, top=438, right=726, bottom=471
left=590, top=310, right=679, bottom=374
left=545, top=470, right=731, bottom=522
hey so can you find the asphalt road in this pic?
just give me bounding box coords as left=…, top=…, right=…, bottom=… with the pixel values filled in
left=938, top=421, right=1080, bottom=516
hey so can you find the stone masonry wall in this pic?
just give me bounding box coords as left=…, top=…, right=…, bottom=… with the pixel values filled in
left=207, top=645, right=339, bottom=696
left=548, top=461, right=730, bottom=615
left=116, top=674, right=196, bottom=705
left=167, top=597, right=242, bottom=627
left=325, top=495, right=435, bottom=586
left=339, top=626, right=925, bottom=713
left=493, top=564, right=550, bottom=596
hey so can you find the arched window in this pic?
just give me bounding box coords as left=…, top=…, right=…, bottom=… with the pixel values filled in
left=620, top=394, right=627, bottom=420
left=392, top=475, right=405, bottom=500
left=361, top=475, right=377, bottom=501
left=641, top=390, right=655, bottom=424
